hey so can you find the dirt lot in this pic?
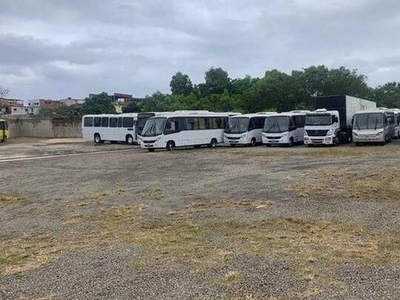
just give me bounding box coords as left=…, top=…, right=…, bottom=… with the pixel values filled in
left=1, top=139, right=400, bottom=299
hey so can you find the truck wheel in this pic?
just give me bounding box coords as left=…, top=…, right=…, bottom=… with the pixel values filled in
left=333, top=135, right=340, bottom=146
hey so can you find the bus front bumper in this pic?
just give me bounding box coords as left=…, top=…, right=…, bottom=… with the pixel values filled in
left=352, top=133, right=385, bottom=143
left=304, top=136, right=334, bottom=145
left=262, top=134, right=288, bottom=145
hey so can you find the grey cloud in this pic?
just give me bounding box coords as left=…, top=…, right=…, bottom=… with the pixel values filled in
left=0, top=0, right=399, bottom=99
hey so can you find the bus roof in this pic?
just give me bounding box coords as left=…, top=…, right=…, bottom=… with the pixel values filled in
left=148, top=112, right=232, bottom=119
left=266, top=111, right=308, bottom=117
left=83, top=113, right=139, bottom=118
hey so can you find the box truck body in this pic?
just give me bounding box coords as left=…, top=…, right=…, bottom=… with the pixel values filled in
left=304, top=95, right=376, bottom=145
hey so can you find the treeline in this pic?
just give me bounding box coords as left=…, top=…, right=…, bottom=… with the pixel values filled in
left=139, top=65, right=400, bottom=113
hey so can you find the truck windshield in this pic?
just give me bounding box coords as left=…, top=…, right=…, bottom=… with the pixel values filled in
left=141, top=117, right=166, bottom=137
left=354, top=113, right=384, bottom=130
left=263, top=116, right=289, bottom=133
left=305, top=114, right=332, bottom=126
left=225, top=117, right=249, bottom=134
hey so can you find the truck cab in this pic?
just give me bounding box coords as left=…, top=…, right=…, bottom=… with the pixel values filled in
left=304, top=109, right=340, bottom=146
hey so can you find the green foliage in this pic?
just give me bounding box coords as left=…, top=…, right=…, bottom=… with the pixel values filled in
left=372, top=82, right=400, bottom=108
left=82, top=92, right=116, bottom=115
left=170, top=72, right=193, bottom=95
left=142, top=65, right=397, bottom=114
left=39, top=105, right=78, bottom=118
left=122, top=101, right=141, bottom=113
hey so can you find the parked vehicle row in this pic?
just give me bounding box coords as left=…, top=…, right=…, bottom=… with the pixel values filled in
left=81, top=95, right=400, bottom=151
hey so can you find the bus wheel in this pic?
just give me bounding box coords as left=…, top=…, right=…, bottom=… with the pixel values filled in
left=126, top=135, right=134, bottom=145
left=94, top=134, right=103, bottom=144
left=166, top=141, right=175, bottom=151
left=250, top=138, right=256, bottom=147
left=209, top=138, right=217, bottom=148
left=288, top=138, right=294, bottom=147
left=148, top=149, right=155, bottom=152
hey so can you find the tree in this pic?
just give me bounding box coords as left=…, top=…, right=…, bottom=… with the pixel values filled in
left=39, top=105, right=77, bottom=118
left=0, top=85, right=9, bottom=97
left=372, top=82, right=400, bottom=108
left=293, top=65, right=371, bottom=99
left=170, top=72, right=193, bottom=95
left=202, top=67, right=231, bottom=96
left=122, top=101, right=141, bottom=113
left=82, top=92, right=116, bottom=115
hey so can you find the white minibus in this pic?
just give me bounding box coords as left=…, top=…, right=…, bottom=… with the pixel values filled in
left=82, top=113, right=138, bottom=144
left=262, top=111, right=307, bottom=146
left=139, top=112, right=229, bottom=152
left=353, top=109, right=392, bottom=145
left=224, top=113, right=270, bottom=147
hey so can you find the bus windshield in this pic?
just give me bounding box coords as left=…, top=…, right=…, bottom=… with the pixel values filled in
left=305, top=114, right=332, bottom=126
left=354, top=113, right=384, bottom=130
left=264, top=116, right=289, bottom=133
left=141, top=117, right=166, bottom=137
left=225, top=117, right=249, bottom=134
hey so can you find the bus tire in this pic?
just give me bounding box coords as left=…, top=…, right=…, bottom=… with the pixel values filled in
left=94, top=134, right=103, bottom=144
left=166, top=141, right=175, bottom=151
left=126, top=135, right=134, bottom=145
left=148, top=149, right=155, bottom=152
left=250, top=138, right=256, bottom=147
left=209, top=138, right=217, bottom=148
left=288, top=138, right=294, bottom=147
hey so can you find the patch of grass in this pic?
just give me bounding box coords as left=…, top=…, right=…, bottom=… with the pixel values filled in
left=230, top=146, right=400, bottom=159
left=294, top=166, right=400, bottom=201
left=187, top=198, right=273, bottom=209
left=210, top=270, right=242, bottom=287
left=140, top=188, right=164, bottom=201
left=0, top=193, right=25, bottom=209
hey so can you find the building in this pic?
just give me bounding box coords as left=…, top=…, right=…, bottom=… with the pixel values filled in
left=0, top=98, right=24, bottom=115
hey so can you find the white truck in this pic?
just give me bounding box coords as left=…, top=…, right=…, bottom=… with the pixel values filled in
left=304, top=95, right=376, bottom=146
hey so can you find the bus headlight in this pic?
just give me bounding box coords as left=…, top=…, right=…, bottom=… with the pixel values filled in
left=353, top=132, right=360, bottom=137
left=327, top=130, right=333, bottom=136
left=375, top=131, right=383, bottom=137
left=155, top=136, right=162, bottom=142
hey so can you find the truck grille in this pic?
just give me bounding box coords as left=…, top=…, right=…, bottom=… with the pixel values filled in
left=306, top=130, right=329, bottom=137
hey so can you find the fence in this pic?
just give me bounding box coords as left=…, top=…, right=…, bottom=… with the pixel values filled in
left=4, top=116, right=82, bottom=138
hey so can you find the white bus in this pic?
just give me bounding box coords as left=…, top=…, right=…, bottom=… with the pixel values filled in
left=224, top=113, right=271, bottom=147
left=82, top=112, right=167, bottom=144
left=262, top=111, right=307, bottom=147
left=139, top=112, right=229, bottom=152
left=386, top=109, right=400, bottom=139
left=82, top=113, right=138, bottom=144
left=352, top=109, right=392, bottom=145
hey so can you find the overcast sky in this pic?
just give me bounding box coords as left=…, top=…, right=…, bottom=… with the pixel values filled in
left=0, top=0, right=399, bottom=100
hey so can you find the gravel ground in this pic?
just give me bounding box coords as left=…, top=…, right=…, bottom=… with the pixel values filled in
left=1, top=139, right=400, bottom=299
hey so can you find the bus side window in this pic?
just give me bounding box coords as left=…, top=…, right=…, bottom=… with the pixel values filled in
left=94, top=117, right=101, bottom=127
left=101, top=117, right=109, bottom=127
left=289, top=117, right=296, bottom=131
left=198, top=118, right=206, bottom=130
left=117, top=118, right=123, bottom=128
left=123, top=117, right=134, bottom=128
left=84, top=117, right=93, bottom=127
left=248, top=118, right=256, bottom=131
left=165, top=118, right=179, bottom=135
left=256, top=117, right=265, bottom=129
left=186, top=118, right=199, bottom=130
left=110, top=118, right=117, bottom=128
